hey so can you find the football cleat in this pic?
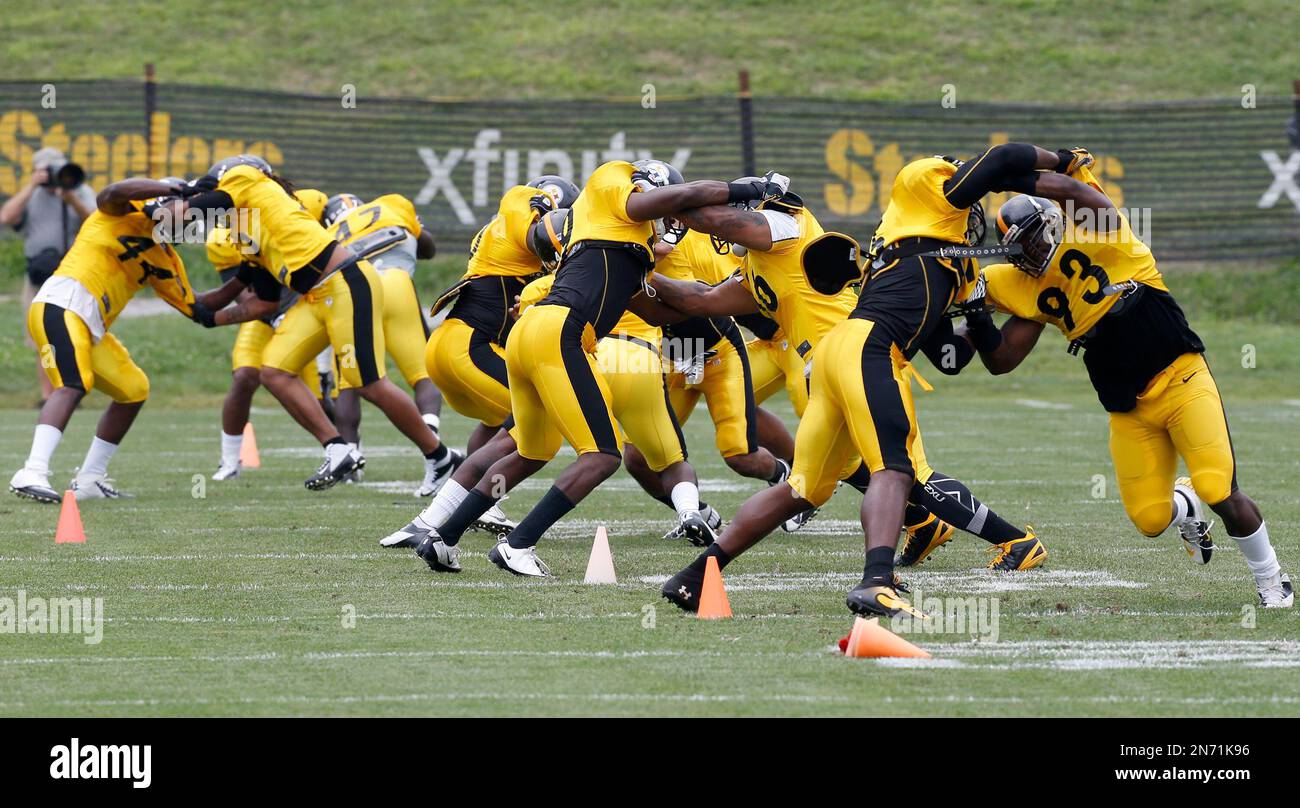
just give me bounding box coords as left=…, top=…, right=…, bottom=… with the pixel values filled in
left=72, top=476, right=132, bottom=501
left=701, top=504, right=724, bottom=533
left=676, top=511, right=718, bottom=547
left=661, top=564, right=706, bottom=613
left=661, top=504, right=724, bottom=542
left=845, top=583, right=927, bottom=619
left=782, top=505, right=819, bottom=533
left=414, top=531, right=462, bottom=573
left=767, top=458, right=791, bottom=486
left=987, top=530, right=1047, bottom=571
left=488, top=541, right=551, bottom=578
left=305, top=443, right=364, bottom=491
left=895, top=514, right=956, bottom=567
left=415, top=449, right=464, bottom=498
left=9, top=468, right=61, bottom=504
left=471, top=501, right=517, bottom=538
left=379, top=519, right=431, bottom=549
left=212, top=461, right=241, bottom=482
left=1257, top=572, right=1294, bottom=609
left=1174, top=477, right=1214, bottom=564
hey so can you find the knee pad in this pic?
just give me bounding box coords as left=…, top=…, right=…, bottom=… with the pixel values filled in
left=1129, top=501, right=1172, bottom=538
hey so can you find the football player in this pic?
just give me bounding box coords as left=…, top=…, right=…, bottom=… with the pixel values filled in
left=9, top=177, right=277, bottom=502
left=321, top=191, right=448, bottom=493
left=947, top=161, right=1292, bottom=607
left=425, top=176, right=579, bottom=457
left=170, top=155, right=457, bottom=491
left=406, top=160, right=791, bottom=576
left=649, top=157, right=1056, bottom=616
left=620, top=229, right=792, bottom=537
left=208, top=190, right=335, bottom=481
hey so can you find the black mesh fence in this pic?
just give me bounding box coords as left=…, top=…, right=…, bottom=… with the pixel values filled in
left=2, top=80, right=1297, bottom=261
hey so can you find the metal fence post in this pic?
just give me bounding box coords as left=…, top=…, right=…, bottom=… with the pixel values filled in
left=738, top=70, right=755, bottom=176
left=144, top=63, right=157, bottom=175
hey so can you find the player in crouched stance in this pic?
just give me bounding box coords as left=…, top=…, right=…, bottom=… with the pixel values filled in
left=951, top=160, right=1292, bottom=607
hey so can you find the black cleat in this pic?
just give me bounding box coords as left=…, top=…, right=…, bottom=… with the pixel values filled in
left=305, top=445, right=364, bottom=491
left=661, top=564, right=705, bottom=613
left=414, top=531, right=462, bottom=573
left=895, top=514, right=956, bottom=567
left=845, top=582, right=927, bottom=619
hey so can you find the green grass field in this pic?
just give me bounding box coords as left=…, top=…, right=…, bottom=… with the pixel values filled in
left=7, top=0, right=1298, bottom=101
left=1, top=305, right=1297, bottom=717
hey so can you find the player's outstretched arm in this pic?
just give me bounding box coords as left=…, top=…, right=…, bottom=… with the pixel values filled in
left=676, top=205, right=774, bottom=252
left=97, top=178, right=184, bottom=216
left=1032, top=172, right=1119, bottom=232
left=975, top=316, right=1046, bottom=375
left=625, top=173, right=787, bottom=223
left=943, top=143, right=1079, bottom=210
left=648, top=274, right=760, bottom=319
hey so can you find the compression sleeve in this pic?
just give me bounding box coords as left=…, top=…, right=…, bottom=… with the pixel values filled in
left=943, top=143, right=1040, bottom=209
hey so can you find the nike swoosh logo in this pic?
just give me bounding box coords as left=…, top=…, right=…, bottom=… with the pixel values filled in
left=1182, top=371, right=1199, bottom=383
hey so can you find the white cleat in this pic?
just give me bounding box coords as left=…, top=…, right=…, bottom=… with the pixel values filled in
left=1257, top=572, right=1295, bottom=608
left=662, top=510, right=717, bottom=547
left=472, top=500, right=517, bottom=538
left=9, top=467, right=61, bottom=503
left=305, top=443, right=365, bottom=491
left=212, top=461, right=241, bottom=481
left=488, top=540, right=551, bottom=577
left=379, top=518, right=432, bottom=549
left=1174, top=476, right=1214, bottom=564
left=415, top=449, right=464, bottom=497
left=72, top=476, right=132, bottom=501
left=782, top=505, right=819, bottom=533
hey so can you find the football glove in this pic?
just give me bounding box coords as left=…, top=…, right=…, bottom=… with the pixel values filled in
left=1055, top=147, right=1095, bottom=176
left=189, top=301, right=218, bottom=328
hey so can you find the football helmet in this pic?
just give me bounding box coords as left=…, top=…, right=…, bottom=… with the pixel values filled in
left=527, top=208, right=570, bottom=271
left=322, top=193, right=363, bottom=227
left=206, top=154, right=272, bottom=181
left=996, top=195, right=1065, bottom=277
left=527, top=175, right=580, bottom=212
left=630, top=159, right=686, bottom=242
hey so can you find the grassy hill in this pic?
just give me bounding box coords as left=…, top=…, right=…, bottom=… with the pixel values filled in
left=8, top=0, right=1298, bottom=102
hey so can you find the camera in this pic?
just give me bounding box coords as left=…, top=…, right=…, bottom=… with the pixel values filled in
left=39, top=159, right=86, bottom=190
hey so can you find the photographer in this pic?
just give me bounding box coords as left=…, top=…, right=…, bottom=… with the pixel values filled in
left=0, top=147, right=95, bottom=403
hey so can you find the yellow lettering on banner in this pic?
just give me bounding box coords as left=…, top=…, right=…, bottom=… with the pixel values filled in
left=0, top=108, right=283, bottom=191
left=824, top=128, right=875, bottom=217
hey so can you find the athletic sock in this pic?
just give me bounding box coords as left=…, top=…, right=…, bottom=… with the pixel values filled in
left=417, top=479, right=468, bottom=530
left=221, top=432, right=243, bottom=467
left=863, top=546, right=895, bottom=587
left=843, top=463, right=872, bottom=494
left=670, top=481, right=700, bottom=517
left=78, top=437, right=118, bottom=480
left=25, top=424, right=63, bottom=476
left=1170, top=488, right=1195, bottom=529
left=422, top=413, right=441, bottom=435
left=324, top=436, right=346, bottom=448
left=508, top=485, right=576, bottom=549
left=911, top=473, right=1025, bottom=544
left=1232, top=522, right=1281, bottom=581
left=424, top=443, right=449, bottom=464
left=439, top=488, right=496, bottom=546
left=683, top=542, right=733, bottom=579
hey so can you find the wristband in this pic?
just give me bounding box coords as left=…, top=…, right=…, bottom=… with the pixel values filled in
left=1055, top=149, right=1076, bottom=174
left=966, top=309, right=1003, bottom=353
left=727, top=182, right=761, bottom=204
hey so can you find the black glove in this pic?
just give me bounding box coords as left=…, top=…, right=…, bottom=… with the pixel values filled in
left=190, top=301, right=218, bottom=328
left=528, top=192, right=556, bottom=216
left=727, top=170, right=791, bottom=205
left=175, top=175, right=217, bottom=197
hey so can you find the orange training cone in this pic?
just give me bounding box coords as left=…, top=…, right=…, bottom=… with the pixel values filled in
left=240, top=422, right=261, bottom=468
left=843, top=616, right=931, bottom=659
left=54, top=491, right=85, bottom=544
left=583, top=525, right=617, bottom=584
left=696, top=555, right=732, bottom=619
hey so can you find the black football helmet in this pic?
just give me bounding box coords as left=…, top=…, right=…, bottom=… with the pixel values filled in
left=527, top=175, right=580, bottom=211
left=996, top=195, right=1065, bottom=277
left=630, top=159, right=686, bottom=241
left=323, top=193, right=363, bottom=227
left=527, top=208, right=570, bottom=271
left=206, top=154, right=273, bottom=181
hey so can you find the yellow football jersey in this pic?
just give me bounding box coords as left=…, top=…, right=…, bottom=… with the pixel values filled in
left=983, top=213, right=1167, bottom=341
left=54, top=201, right=193, bottom=327
left=872, top=157, right=969, bottom=248
left=565, top=161, right=655, bottom=259
left=330, top=193, right=422, bottom=244
left=217, top=165, right=335, bottom=282
left=737, top=207, right=854, bottom=357
left=465, top=185, right=543, bottom=279
left=205, top=225, right=245, bottom=273
left=517, top=273, right=554, bottom=313
left=657, top=229, right=743, bottom=285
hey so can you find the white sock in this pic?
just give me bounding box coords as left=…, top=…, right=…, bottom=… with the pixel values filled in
left=1233, top=522, right=1281, bottom=581
left=422, top=413, right=440, bottom=434
left=25, top=424, right=63, bottom=476
left=79, top=437, right=118, bottom=480
left=1170, top=488, right=1194, bottom=528
left=670, top=481, right=700, bottom=517
left=221, top=432, right=243, bottom=466
left=418, top=479, right=468, bottom=530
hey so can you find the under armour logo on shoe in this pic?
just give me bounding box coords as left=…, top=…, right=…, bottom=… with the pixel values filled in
left=678, top=586, right=692, bottom=599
